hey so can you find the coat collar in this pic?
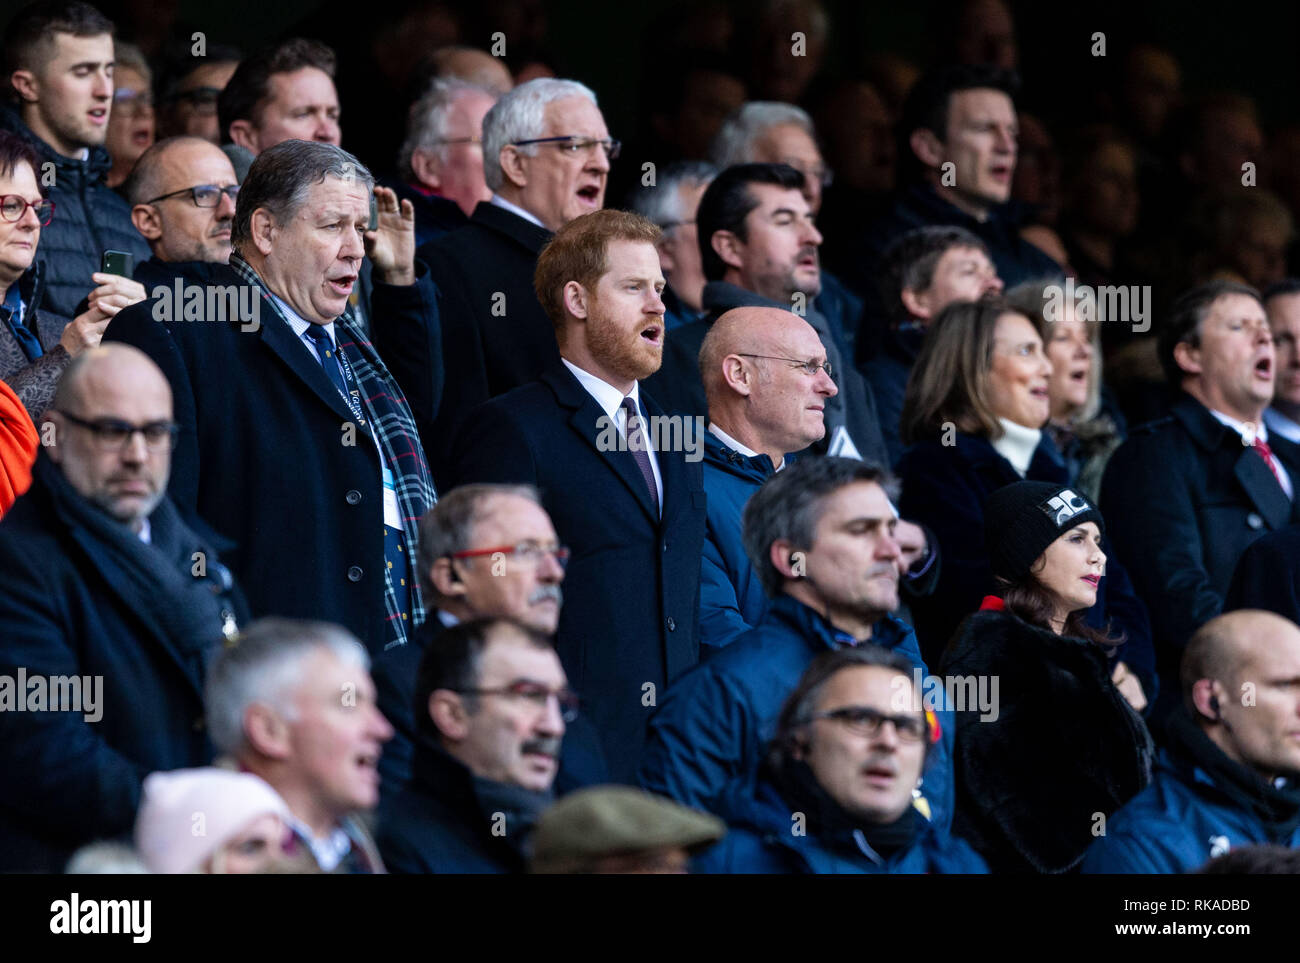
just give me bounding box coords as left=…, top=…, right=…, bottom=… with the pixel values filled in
left=540, top=362, right=693, bottom=525
left=767, top=593, right=911, bottom=653
left=1170, top=393, right=1297, bottom=528
left=468, top=199, right=553, bottom=255
left=225, top=254, right=368, bottom=428
left=703, top=428, right=778, bottom=479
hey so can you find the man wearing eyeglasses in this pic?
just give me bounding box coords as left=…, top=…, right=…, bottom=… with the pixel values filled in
left=124, top=136, right=240, bottom=286
left=377, top=617, right=572, bottom=873
left=369, top=483, right=608, bottom=800
left=388, top=78, right=498, bottom=248
left=640, top=456, right=954, bottom=834
left=409, top=77, right=616, bottom=485
left=156, top=48, right=240, bottom=145
left=0, top=1, right=152, bottom=318
left=0, top=343, right=246, bottom=872
left=696, top=646, right=986, bottom=874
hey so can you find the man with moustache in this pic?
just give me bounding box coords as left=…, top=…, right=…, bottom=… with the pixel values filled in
left=370, top=483, right=605, bottom=799
left=124, top=137, right=240, bottom=289
left=450, top=209, right=707, bottom=782
left=377, top=618, right=572, bottom=873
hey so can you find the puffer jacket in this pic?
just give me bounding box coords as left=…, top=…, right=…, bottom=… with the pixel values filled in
left=0, top=106, right=150, bottom=318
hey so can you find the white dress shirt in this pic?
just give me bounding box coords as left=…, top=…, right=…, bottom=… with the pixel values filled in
left=1210, top=409, right=1293, bottom=499
left=489, top=193, right=546, bottom=229
left=563, top=358, right=664, bottom=512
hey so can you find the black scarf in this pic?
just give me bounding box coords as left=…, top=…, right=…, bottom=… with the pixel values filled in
left=1165, top=707, right=1300, bottom=842
left=773, top=759, right=922, bottom=860
left=38, top=455, right=233, bottom=652
left=471, top=775, right=554, bottom=860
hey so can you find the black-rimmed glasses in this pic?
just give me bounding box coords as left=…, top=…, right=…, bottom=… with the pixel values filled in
left=145, top=184, right=239, bottom=208
left=54, top=410, right=179, bottom=451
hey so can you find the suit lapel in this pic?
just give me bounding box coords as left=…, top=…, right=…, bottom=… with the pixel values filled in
left=544, top=366, right=660, bottom=523
left=1233, top=448, right=1292, bottom=529
left=257, top=299, right=359, bottom=425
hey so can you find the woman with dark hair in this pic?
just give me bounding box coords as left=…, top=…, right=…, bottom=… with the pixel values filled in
left=895, top=297, right=1154, bottom=710
left=940, top=480, right=1154, bottom=873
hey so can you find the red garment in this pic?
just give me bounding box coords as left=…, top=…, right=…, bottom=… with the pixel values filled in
left=0, top=378, right=38, bottom=518
left=979, top=595, right=1006, bottom=611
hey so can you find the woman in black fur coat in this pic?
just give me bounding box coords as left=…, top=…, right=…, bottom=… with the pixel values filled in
left=940, top=480, right=1154, bottom=873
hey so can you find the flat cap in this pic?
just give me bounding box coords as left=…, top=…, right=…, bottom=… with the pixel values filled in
left=530, top=786, right=725, bottom=872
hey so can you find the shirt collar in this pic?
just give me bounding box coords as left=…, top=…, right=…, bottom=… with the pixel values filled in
left=1210, top=408, right=1269, bottom=445
left=286, top=814, right=353, bottom=872
left=489, top=193, right=546, bottom=230
left=562, top=358, right=639, bottom=422
left=708, top=422, right=784, bottom=470
left=1264, top=407, right=1300, bottom=445
left=137, top=518, right=151, bottom=545
left=271, top=293, right=336, bottom=345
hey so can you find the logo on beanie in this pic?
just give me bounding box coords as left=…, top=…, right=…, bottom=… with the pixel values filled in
left=1039, top=489, right=1091, bottom=528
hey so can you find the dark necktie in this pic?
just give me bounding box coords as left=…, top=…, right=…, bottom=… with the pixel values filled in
left=620, top=395, right=659, bottom=515
left=302, top=324, right=348, bottom=400
left=303, top=323, right=414, bottom=624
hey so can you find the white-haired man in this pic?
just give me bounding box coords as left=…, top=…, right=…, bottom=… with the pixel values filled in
left=205, top=617, right=394, bottom=873
left=389, top=78, right=498, bottom=248
left=410, top=78, right=616, bottom=485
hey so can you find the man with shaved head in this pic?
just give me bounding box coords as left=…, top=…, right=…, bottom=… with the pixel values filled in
left=1084, top=610, right=1300, bottom=873
left=0, top=344, right=246, bottom=871
left=698, top=305, right=837, bottom=648
left=124, top=136, right=239, bottom=283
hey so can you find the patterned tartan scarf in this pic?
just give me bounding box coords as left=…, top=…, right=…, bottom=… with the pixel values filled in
left=228, top=253, right=437, bottom=647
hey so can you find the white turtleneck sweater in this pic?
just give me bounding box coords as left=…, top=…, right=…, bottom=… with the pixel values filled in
left=990, top=417, right=1042, bottom=477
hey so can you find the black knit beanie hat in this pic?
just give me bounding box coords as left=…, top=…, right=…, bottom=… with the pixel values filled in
left=984, top=481, right=1105, bottom=581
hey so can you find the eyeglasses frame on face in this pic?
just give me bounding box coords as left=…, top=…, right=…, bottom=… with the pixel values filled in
left=449, top=541, right=571, bottom=567
left=429, top=135, right=483, bottom=147
left=509, top=136, right=622, bottom=160
left=734, top=353, right=833, bottom=378
left=809, top=705, right=929, bottom=742
left=112, top=87, right=154, bottom=115
left=144, top=184, right=240, bottom=208
left=0, top=194, right=54, bottom=226
left=451, top=680, right=581, bottom=723
left=53, top=410, right=180, bottom=452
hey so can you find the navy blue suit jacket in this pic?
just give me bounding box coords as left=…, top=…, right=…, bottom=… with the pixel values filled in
left=450, top=364, right=707, bottom=781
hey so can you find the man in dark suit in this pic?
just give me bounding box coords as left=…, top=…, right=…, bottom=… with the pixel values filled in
left=406, top=78, right=615, bottom=485
left=370, top=482, right=605, bottom=798
left=1102, top=280, right=1300, bottom=719
left=103, top=140, right=438, bottom=656
left=0, top=344, right=244, bottom=872
left=451, top=209, right=707, bottom=782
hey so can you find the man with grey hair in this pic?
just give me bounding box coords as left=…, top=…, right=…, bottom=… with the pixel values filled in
left=205, top=617, right=392, bottom=873
left=639, top=455, right=954, bottom=833
left=712, top=102, right=829, bottom=214
left=388, top=78, right=498, bottom=247
left=410, top=77, right=616, bottom=484
left=104, top=139, right=439, bottom=658
left=628, top=160, right=715, bottom=330
left=708, top=102, right=867, bottom=359
left=0, top=344, right=245, bottom=872
left=370, top=482, right=593, bottom=798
